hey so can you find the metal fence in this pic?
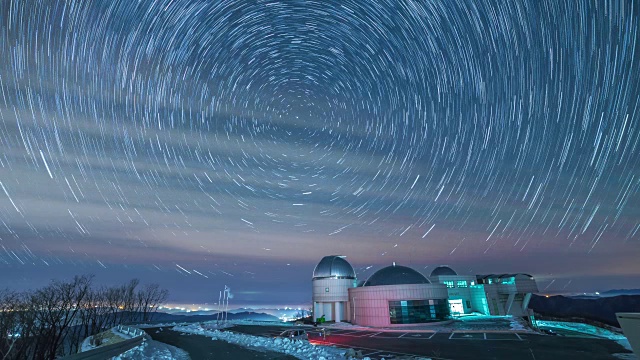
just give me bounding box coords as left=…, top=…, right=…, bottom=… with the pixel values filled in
left=116, top=325, right=145, bottom=337
left=60, top=326, right=146, bottom=360
left=60, top=335, right=144, bottom=360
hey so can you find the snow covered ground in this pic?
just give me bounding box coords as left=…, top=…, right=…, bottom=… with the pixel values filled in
left=80, top=336, right=97, bottom=352
left=138, top=315, right=533, bottom=333
left=536, top=320, right=633, bottom=353
left=227, top=319, right=293, bottom=326
left=321, top=315, right=534, bottom=333
left=508, top=317, right=528, bottom=331
left=173, top=322, right=429, bottom=360
left=80, top=328, right=133, bottom=352
left=113, top=339, right=190, bottom=360
left=137, top=322, right=188, bottom=329
left=137, top=319, right=292, bottom=329
left=81, top=327, right=190, bottom=359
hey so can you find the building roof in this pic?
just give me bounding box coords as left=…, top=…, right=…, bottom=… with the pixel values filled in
left=363, top=264, right=430, bottom=286
left=313, top=255, right=356, bottom=279
left=475, top=273, right=534, bottom=284
left=430, top=266, right=457, bottom=277
left=476, top=273, right=533, bottom=280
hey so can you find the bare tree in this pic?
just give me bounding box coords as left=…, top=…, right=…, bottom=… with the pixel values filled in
left=80, top=287, right=110, bottom=337
left=121, top=279, right=139, bottom=324
left=0, top=290, right=40, bottom=360
left=103, top=279, right=140, bottom=326
left=0, top=276, right=168, bottom=358
left=104, top=285, right=124, bottom=328
left=136, top=283, right=169, bottom=323
left=30, top=275, right=92, bottom=359
left=0, top=290, right=21, bottom=360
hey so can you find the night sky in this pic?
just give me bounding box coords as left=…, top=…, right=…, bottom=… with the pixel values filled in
left=1, top=0, right=639, bottom=307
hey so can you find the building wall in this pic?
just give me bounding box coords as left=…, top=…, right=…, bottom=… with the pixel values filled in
left=483, top=275, right=538, bottom=316
left=470, top=285, right=490, bottom=314
left=514, top=276, right=539, bottom=293
left=481, top=285, right=503, bottom=315
left=312, top=278, right=356, bottom=322
left=477, top=284, right=529, bottom=316
left=447, top=287, right=473, bottom=314
left=465, top=275, right=539, bottom=316
left=348, top=283, right=448, bottom=327
left=617, top=313, right=640, bottom=356
left=431, top=275, right=477, bottom=314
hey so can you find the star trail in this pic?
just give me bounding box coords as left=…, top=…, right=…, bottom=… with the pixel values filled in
left=0, top=0, right=639, bottom=304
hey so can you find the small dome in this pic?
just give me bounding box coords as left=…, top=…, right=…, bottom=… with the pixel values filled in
left=431, top=266, right=457, bottom=277
left=363, top=265, right=430, bottom=286
left=313, top=256, right=356, bottom=279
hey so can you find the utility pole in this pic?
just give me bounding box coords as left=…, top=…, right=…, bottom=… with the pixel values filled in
left=216, top=290, right=222, bottom=325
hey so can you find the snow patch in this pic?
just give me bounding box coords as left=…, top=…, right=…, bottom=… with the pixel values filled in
left=113, top=327, right=134, bottom=339
left=174, top=323, right=354, bottom=360
left=112, top=339, right=190, bottom=360
left=508, top=317, right=527, bottom=331
left=612, top=353, right=637, bottom=360
left=80, top=336, right=96, bottom=352
left=228, top=319, right=293, bottom=326
left=537, top=320, right=632, bottom=352
left=136, top=319, right=288, bottom=329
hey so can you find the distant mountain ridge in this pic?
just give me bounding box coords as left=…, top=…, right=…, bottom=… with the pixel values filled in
left=599, top=289, right=640, bottom=296
left=143, top=310, right=280, bottom=324
left=565, top=289, right=640, bottom=299
left=529, top=294, right=640, bottom=326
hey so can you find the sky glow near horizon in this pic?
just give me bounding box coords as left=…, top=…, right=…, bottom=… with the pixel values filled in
left=0, top=0, right=639, bottom=304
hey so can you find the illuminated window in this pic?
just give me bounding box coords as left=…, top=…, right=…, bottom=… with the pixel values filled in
left=325, top=288, right=329, bottom=292
left=456, top=280, right=468, bottom=288
left=389, top=299, right=449, bottom=324
left=470, top=281, right=475, bottom=286
left=502, top=277, right=516, bottom=285
left=443, top=280, right=454, bottom=288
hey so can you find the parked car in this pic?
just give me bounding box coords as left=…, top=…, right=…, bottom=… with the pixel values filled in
left=277, top=329, right=308, bottom=341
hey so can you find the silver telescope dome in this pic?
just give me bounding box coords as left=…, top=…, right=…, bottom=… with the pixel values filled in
left=313, top=255, right=356, bottom=279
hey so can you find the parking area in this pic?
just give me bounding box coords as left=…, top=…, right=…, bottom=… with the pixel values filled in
left=228, top=325, right=632, bottom=360
left=304, top=328, right=526, bottom=342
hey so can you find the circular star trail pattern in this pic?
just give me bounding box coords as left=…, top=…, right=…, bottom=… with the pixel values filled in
left=0, top=1, right=639, bottom=279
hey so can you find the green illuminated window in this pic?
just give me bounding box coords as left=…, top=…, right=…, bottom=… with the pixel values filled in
left=325, top=288, right=329, bottom=292
left=389, top=299, right=449, bottom=324
left=443, top=280, right=454, bottom=288
left=456, top=280, right=468, bottom=288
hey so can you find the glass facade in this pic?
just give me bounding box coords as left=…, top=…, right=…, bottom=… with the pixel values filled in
left=389, top=299, right=450, bottom=324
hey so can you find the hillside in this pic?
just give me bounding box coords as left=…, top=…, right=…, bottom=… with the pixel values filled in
left=529, top=294, right=640, bottom=326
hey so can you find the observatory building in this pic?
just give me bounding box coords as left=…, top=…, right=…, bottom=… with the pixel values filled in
left=311, top=257, right=539, bottom=327
left=429, top=266, right=538, bottom=317
left=348, top=264, right=449, bottom=327
left=429, top=265, right=478, bottom=316
left=312, top=255, right=357, bottom=322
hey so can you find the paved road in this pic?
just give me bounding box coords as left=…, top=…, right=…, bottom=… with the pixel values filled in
left=230, top=325, right=632, bottom=360
left=144, top=327, right=298, bottom=360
